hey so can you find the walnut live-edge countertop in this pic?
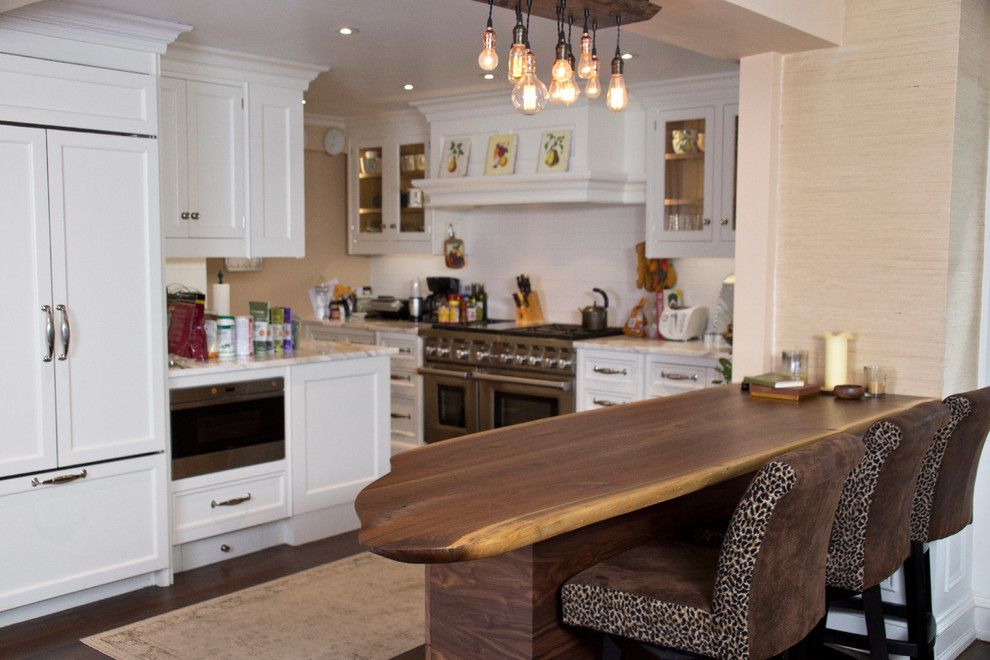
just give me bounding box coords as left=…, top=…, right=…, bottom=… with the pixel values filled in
left=168, top=342, right=397, bottom=380
left=574, top=334, right=731, bottom=360
left=355, top=386, right=926, bottom=564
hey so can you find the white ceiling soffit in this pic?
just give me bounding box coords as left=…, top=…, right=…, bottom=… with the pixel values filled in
left=0, top=0, right=41, bottom=13
left=630, top=0, right=843, bottom=62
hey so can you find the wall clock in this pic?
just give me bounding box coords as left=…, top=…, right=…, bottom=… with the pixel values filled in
left=323, top=128, right=345, bottom=156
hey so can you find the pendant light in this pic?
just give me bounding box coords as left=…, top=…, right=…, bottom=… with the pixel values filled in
left=559, top=15, right=580, bottom=105
left=510, top=0, right=547, bottom=115
left=584, top=19, right=602, bottom=99
left=506, top=1, right=527, bottom=82
left=477, top=0, right=499, bottom=72
left=576, top=9, right=594, bottom=79
left=550, top=4, right=572, bottom=88
left=605, top=15, right=628, bottom=112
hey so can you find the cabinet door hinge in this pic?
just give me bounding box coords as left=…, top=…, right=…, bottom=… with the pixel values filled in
left=241, top=98, right=245, bottom=109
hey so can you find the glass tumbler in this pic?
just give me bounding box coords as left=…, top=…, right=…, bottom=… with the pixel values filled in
left=864, top=365, right=886, bottom=397
left=781, top=350, right=808, bottom=382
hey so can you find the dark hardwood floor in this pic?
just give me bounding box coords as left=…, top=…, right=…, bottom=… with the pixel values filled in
left=0, top=531, right=986, bottom=660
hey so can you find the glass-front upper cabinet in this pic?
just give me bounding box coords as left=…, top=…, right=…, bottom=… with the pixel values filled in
left=646, top=99, right=735, bottom=259
left=398, top=142, right=426, bottom=237
left=356, top=145, right=383, bottom=237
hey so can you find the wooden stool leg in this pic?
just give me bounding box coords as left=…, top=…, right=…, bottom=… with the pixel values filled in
left=862, top=584, right=890, bottom=660
left=603, top=633, right=622, bottom=660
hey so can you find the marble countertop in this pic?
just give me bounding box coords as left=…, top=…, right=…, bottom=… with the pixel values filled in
left=168, top=342, right=397, bottom=379
left=302, top=318, right=429, bottom=335
left=574, top=335, right=731, bottom=359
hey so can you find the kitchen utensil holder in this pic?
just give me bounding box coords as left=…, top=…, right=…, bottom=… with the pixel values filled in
left=515, top=291, right=545, bottom=325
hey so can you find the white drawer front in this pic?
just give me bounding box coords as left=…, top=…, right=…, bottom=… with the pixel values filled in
left=378, top=334, right=418, bottom=356
left=0, top=54, right=155, bottom=134
left=647, top=360, right=711, bottom=398
left=580, top=389, right=637, bottom=412
left=580, top=351, right=641, bottom=395
left=172, top=470, right=288, bottom=544
left=306, top=327, right=375, bottom=345
left=390, top=394, right=418, bottom=438
left=0, top=454, right=168, bottom=611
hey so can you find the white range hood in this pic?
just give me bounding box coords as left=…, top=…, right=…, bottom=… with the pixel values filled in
left=410, top=92, right=645, bottom=208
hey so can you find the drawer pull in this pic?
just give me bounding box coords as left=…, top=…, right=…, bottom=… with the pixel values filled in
left=391, top=374, right=413, bottom=381
left=211, top=493, right=252, bottom=508
left=398, top=347, right=412, bottom=354
left=391, top=412, right=413, bottom=419
left=661, top=371, right=699, bottom=381
left=593, top=398, right=620, bottom=407
left=593, top=366, right=627, bottom=376
left=31, top=468, right=87, bottom=487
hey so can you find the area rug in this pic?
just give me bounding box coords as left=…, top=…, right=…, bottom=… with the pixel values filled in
left=82, top=552, right=424, bottom=659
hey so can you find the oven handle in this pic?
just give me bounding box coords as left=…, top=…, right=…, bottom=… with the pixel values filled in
left=418, top=367, right=472, bottom=380
left=472, top=372, right=573, bottom=391
left=170, top=390, right=284, bottom=411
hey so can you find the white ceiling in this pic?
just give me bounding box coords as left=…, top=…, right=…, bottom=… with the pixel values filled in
left=29, top=0, right=739, bottom=116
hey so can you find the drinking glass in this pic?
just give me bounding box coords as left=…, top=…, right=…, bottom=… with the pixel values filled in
left=864, top=365, right=886, bottom=397
left=781, top=349, right=808, bottom=382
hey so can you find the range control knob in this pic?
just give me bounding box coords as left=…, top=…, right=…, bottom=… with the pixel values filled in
left=500, top=352, right=514, bottom=364
left=437, top=346, right=451, bottom=358
left=514, top=354, right=528, bottom=365
left=475, top=349, right=491, bottom=361
left=558, top=357, right=574, bottom=370
left=528, top=355, right=543, bottom=367
left=455, top=348, right=470, bottom=359
left=544, top=356, right=558, bottom=369
left=425, top=345, right=438, bottom=357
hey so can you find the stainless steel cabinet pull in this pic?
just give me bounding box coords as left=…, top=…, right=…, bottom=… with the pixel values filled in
left=703, top=218, right=712, bottom=226
left=661, top=371, right=699, bottom=381
left=593, top=398, right=620, bottom=407
left=56, top=304, right=69, bottom=360
left=472, top=372, right=573, bottom=391
left=32, top=468, right=87, bottom=487
left=190, top=212, right=200, bottom=220
left=720, top=218, right=730, bottom=226
left=390, top=374, right=413, bottom=381
left=391, top=412, right=412, bottom=420
left=418, top=367, right=470, bottom=380
left=211, top=493, right=251, bottom=508
left=42, top=305, right=54, bottom=362
left=593, top=366, right=627, bottom=376
left=180, top=211, right=190, bottom=220
left=398, top=347, right=412, bottom=354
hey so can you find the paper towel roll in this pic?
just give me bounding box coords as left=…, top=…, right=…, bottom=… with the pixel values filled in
left=211, top=283, right=231, bottom=316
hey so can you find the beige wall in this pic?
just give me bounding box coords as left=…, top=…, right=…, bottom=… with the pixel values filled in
left=207, top=125, right=370, bottom=319
left=770, top=0, right=986, bottom=398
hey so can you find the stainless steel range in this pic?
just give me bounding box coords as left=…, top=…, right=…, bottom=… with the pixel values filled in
left=419, top=323, right=622, bottom=442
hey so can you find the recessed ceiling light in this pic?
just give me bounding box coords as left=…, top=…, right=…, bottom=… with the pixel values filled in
left=338, top=27, right=356, bottom=36
left=403, top=84, right=414, bottom=91
left=621, top=52, right=636, bottom=61
left=483, top=73, right=495, bottom=80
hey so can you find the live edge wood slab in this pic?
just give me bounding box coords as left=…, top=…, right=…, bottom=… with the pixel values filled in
left=355, top=386, right=927, bottom=658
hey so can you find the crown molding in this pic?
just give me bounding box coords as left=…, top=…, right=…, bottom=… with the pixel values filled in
left=162, top=42, right=325, bottom=89
left=304, top=113, right=347, bottom=130
left=0, top=0, right=190, bottom=54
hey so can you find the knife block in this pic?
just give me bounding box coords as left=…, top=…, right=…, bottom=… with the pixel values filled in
left=515, top=291, right=545, bottom=325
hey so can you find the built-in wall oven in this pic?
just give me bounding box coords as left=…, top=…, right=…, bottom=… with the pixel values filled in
left=169, top=377, right=285, bottom=479
left=420, top=324, right=616, bottom=443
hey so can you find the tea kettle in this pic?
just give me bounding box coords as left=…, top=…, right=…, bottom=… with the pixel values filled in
left=579, top=288, right=609, bottom=331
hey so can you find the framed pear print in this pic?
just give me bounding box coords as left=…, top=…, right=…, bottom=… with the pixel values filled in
left=484, top=133, right=517, bottom=176
left=538, top=129, right=572, bottom=173
left=439, top=137, right=470, bottom=178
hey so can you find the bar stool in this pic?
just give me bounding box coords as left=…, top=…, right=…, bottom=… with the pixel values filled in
left=560, top=433, right=865, bottom=660
left=835, top=387, right=990, bottom=658
left=818, top=400, right=951, bottom=658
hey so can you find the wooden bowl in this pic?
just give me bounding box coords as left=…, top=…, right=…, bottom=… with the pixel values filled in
left=833, top=384, right=865, bottom=400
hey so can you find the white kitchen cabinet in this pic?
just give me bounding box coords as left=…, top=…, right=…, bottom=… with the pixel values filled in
left=290, top=357, right=390, bottom=515
left=646, top=97, right=738, bottom=259
left=576, top=345, right=723, bottom=411
left=0, top=453, right=168, bottom=613
left=0, top=126, right=166, bottom=476
left=161, top=76, right=247, bottom=254
left=348, top=112, right=433, bottom=255
left=160, top=44, right=321, bottom=258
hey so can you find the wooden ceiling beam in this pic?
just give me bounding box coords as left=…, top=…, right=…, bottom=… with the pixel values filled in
left=469, top=0, right=660, bottom=28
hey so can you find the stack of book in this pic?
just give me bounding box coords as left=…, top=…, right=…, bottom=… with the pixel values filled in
left=743, top=373, right=820, bottom=401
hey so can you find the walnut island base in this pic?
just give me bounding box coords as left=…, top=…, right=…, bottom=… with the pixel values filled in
left=355, top=386, right=927, bottom=659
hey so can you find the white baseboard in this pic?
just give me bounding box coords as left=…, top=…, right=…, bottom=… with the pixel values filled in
left=0, top=573, right=158, bottom=628
left=285, top=504, right=359, bottom=546
left=974, top=592, right=990, bottom=640
left=936, top=595, right=977, bottom=659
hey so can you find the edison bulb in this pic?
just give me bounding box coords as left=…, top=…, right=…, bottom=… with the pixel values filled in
left=511, top=51, right=548, bottom=115
left=606, top=73, right=627, bottom=111
left=560, top=75, right=580, bottom=105
left=507, top=23, right=527, bottom=81
left=548, top=77, right=564, bottom=104
left=551, top=57, right=572, bottom=82
left=478, top=26, right=498, bottom=72
left=585, top=56, right=602, bottom=98
left=577, top=34, right=594, bottom=78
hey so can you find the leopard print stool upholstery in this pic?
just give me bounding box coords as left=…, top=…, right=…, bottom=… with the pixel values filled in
left=561, top=433, right=864, bottom=660
left=909, top=396, right=970, bottom=542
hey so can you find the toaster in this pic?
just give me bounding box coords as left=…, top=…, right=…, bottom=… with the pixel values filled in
left=659, top=306, right=709, bottom=341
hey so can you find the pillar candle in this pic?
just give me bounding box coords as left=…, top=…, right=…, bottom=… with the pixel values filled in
left=822, top=331, right=854, bottom=390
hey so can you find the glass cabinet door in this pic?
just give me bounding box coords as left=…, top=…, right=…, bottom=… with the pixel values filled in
left=657, top=107, right=715, bottom=243
left=719, top=104, right=738, bottom=246
left=397, top=142, right=426, bottom=237
left=356, top=145, right=383, bottom=236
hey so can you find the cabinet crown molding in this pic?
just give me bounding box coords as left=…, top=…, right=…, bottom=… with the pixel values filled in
left=0, top=0, right=191, bottom=55
left=162, top=42, right=325, bottom=90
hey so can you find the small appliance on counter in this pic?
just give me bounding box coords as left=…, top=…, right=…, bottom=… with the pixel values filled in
left=366, top=296, right=409, bottom=320
left=424, top=276, right=460, bottom=321
left=408, top=278, right=424, bottom=321
left=659, top=306, right=708, bottom=341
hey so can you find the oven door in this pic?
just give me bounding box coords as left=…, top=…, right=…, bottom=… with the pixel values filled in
left=475, top=370, right=575, bottom=431
left=420, top=365, right=479, bottom=443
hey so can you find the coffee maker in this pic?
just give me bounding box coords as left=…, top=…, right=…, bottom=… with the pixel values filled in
left=424, top=276, right=460, bottom=321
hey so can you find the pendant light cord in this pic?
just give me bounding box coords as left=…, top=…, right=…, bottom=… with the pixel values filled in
left=592, top=18, right=597, bottom=55
left=486, top=0, right=494, bottom=28
left=567, top=15, right=575, bottom=57
left=614, top=15, right=622, bottom=58
left=525, top=0, right=533, bottom=47
left=583, top=7, right=589, bottom=34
